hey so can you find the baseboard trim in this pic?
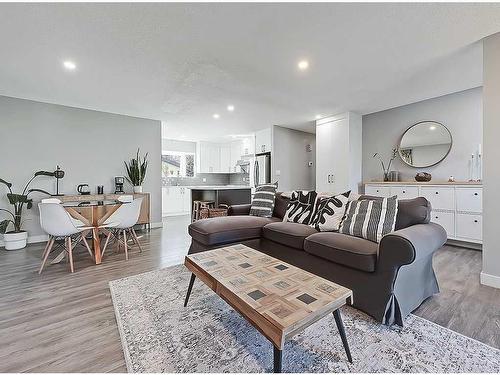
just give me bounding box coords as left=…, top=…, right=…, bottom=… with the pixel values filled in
left=150, top=222, right=163, bottom=229
left=0, top=234, right=48, bottom=248
left=480, top=271, right=500, bottom=289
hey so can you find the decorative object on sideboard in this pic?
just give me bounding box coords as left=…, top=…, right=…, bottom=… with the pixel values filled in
left=373, top=148, right=398, bottom=182
left=0, top=171, right=54, bottom=250
left=388, top=171, right=400, bottom=182
left=115, top=176, right=125, bottom=194
left=77, top=184, right=91, bottom=195
left=415, top=172, right=432, bottom=182
left=53, top=165, right=65, bottom=196
left=398, top=121, right=452, bottom=168
left=97, top=185, right=104, bottom=195
left=448, top=175, right=455, bottom=182
left=125, top=149, right=148, bottom=193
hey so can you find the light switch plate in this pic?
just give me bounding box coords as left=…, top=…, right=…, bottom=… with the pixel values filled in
left=276, top=170, right=281, bottom=176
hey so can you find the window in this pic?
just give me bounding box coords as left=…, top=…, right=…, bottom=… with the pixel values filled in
left=162, top=152, right=195, bottom=178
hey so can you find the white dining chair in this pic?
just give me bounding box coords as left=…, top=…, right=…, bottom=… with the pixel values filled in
left=38, top=202, right=94, bottom=274
left=41, top=198, right=86, bottom=227
left=100, top=197, right=144, bottom=260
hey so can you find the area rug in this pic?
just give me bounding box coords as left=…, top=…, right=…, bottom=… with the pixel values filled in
left=109, top=265, right=500, bottom=373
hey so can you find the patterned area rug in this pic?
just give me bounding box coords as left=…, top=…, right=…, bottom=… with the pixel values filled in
left=109, top=265, right=500, bottom=373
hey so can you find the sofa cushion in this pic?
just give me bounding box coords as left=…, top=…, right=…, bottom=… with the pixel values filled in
left=263, top=222, right=317, bottom=249
left=359, top=195, right=431, bottom=230
left=304, top=232, right=378, bottom=272
left=189, top=216, right=279, bottom=246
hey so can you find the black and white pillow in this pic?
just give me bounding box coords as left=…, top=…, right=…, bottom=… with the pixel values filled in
left=339, top=195, right=398, bottom=243
left=282, top=190, right=318, bottom=224
left=309, top=191, right=350, bottom=232
left=249, top=183, right=278, bottom=217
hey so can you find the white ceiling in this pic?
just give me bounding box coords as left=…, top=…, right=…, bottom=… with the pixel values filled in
left=0, top=3, right=499, bottom=142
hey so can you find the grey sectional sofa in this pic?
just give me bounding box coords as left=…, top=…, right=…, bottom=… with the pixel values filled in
left=188, top=193, right=447, bottom=326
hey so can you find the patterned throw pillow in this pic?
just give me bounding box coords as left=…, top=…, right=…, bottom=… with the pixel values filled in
left=282, top=190, right=318, bottom=224
left=309, top=191, right=351, bottom=232
left=249, top=183, right=278, bottom=217
left=339, top=196, right=398, bottom=243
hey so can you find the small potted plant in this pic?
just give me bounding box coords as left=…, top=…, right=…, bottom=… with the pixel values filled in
left=125, top=149, right=148, bottom=193
left=0, top=171, right=54, bottom=250
left=373, top=148, right=399, bottom=182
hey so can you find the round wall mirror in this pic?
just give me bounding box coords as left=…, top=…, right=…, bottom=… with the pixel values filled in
left=398, top=121, right=452, bottom=168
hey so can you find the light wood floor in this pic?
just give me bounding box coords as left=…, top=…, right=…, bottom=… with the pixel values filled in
left=0, top=215, right=498, bottom=372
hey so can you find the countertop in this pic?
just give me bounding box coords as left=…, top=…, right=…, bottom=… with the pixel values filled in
left=166, top=185, right=252, bottom=190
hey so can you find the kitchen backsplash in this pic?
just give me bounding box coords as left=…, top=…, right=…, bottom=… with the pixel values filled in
left=163, top=173, right=249, bottom=187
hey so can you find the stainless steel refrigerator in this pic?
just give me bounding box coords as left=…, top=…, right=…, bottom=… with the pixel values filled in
left=254, top=152, right=271, bottom=186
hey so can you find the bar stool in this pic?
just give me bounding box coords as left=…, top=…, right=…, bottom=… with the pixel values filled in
left=191, top=200, right=215, bottom=222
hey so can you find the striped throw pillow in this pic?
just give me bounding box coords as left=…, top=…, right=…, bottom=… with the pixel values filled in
left=339, top=196, right=398, bottom=243
left=249, top=183, right=278, bottom=217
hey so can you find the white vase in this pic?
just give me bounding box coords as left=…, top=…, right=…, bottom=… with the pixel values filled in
left=3, top=231, right=28, bottom=250
left=133, top=185, right=143, bottom=193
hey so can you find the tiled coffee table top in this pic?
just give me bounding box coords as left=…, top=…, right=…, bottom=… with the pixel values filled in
left=185, top=244, right=353, bottom=334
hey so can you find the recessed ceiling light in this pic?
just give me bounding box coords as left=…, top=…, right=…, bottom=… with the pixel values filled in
left=227, top=105, right=235, bottom=112
left=63, top=60, right=76, bottom=70
left=429, top=125, right=436, bottom=130
left=213, top=113, right=220, bottom=119
left=298, top=60, right=309, bottom=70
left=315, top=115, right=322, bottom=120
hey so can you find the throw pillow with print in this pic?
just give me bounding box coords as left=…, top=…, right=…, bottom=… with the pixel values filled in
left=282, top=190, right=318, bottom=224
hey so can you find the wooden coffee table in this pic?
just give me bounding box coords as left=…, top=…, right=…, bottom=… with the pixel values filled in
left=184, top=244, right=353, bottom=373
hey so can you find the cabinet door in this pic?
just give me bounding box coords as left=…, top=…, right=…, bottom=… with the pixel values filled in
left=256, top=128, right=272, bottom=153
left=456, top=188, right=482, bottom=213
left=209, top=145, right=220, bottom=173
left=168, top=187, right=183, bottom=213
left=230, top=140, right=243, bottom=173
left=456, top=213, right=482, bottom=241
left=182, top=188, right=192, bottom=213
left=364, top=185, right=392, bottom=197
left=390, top=186, right=419, bottom=199
left=220, top=145, right=231, bottom=173
left=421, top=187, right=455, bottom=210
left=162, top=187, right=170, bottom=215
left=199, top=143, right=211, bottom=173
left=315, top=121, right=333, bottom=192
left=431, top=211, right=455, bottom=238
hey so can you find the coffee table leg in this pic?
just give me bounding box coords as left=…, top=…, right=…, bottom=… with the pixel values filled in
left=333, top=309, right=352, bottom=363
left=273, top=346, right=282, bottom=373
left=183, top=273, right=196, bottom=307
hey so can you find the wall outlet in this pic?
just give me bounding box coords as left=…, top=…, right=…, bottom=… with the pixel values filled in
left=202, top=177, right=207, bottom=182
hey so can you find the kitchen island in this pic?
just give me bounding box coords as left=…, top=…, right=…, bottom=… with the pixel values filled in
left=187, top=185, right=251, bottom=208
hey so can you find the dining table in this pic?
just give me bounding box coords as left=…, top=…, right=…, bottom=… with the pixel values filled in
left=51, top=199, right=128, bottom=265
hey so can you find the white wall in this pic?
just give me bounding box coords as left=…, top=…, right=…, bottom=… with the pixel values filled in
left=0, top=96, right=162, bottom=243
left=482, top=33, right=500, bottom=289
left=162, top=139, right=196, bottom=153
left=272, top=125, right=315, bottom=192
left=362, top=87, right=482, bottom=182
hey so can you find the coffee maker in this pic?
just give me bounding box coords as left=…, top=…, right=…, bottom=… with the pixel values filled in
left=114, top=176, right=125, bottom=194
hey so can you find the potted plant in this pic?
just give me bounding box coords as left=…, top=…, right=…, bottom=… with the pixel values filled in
left=0, top=171, right=54, bottom=250
left=125, top=149, right=148, bottom=193
left=373, top=148, right=398, bottom=182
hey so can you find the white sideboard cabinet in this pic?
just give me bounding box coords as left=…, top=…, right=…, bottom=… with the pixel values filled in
left=364, top=182, right=483, bottom=244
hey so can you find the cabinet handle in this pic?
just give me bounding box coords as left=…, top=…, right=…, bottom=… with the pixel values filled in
left=376, top=190, right=379, bottom=193
left=435, top=191, right=439, bottom=194
left=474, top=193, right=478, bottom=196
left=474, top=220, right=478, bottom=223
left=435, top=216, right=439, bottom=219
left=402, top=190, right=406, bottom=193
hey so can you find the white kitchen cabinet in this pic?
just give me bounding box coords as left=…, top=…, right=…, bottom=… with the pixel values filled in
left=197, top=142, right=221, bottom=173
left=316, top=112, right=362, bottom=194
left=162, top=186, right=191, bottom=216
left=220, top=144, right=231, bottom=173
left=230, top=140, right=243, bottom=173
left=364, top=182, right=483, bottom=244
left=255, top=128, right=272, bottom=154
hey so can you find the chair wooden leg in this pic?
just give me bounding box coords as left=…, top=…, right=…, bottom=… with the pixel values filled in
left=67, top=237, right=74, bottom=273
left=39, top=237, right=55, bottom=274
left=101, top=231, right=112, bottom=257
left=81, top=231, right=94, bottom=259
left=123, top=230, right=128, bottom=260
left=131, top=228, right=143, bottom=252
left=41, top=235, right=52, bottom=259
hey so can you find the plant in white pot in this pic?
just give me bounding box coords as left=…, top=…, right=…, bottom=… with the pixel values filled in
left=125, top=149, right=148, bottom=193
left=0, top=171, right=54, bottom=250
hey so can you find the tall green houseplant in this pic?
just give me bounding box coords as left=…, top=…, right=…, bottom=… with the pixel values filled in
left=125, top=149, right=148, bottom=193
left=0, top=171, right=54, bottom=249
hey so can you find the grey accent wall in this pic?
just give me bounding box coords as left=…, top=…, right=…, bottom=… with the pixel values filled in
left=0, top=95, right=161, bottom=242
left=482, top=33, right=500, bottom=288
left=362, top=87, right=483, bottom=182
left=272, top=125, right=316, bottom=192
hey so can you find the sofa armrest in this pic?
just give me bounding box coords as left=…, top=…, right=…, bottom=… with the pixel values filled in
left=377, top=223, right=447, bottom=271
left=227, top=204, right=252, bottom=216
